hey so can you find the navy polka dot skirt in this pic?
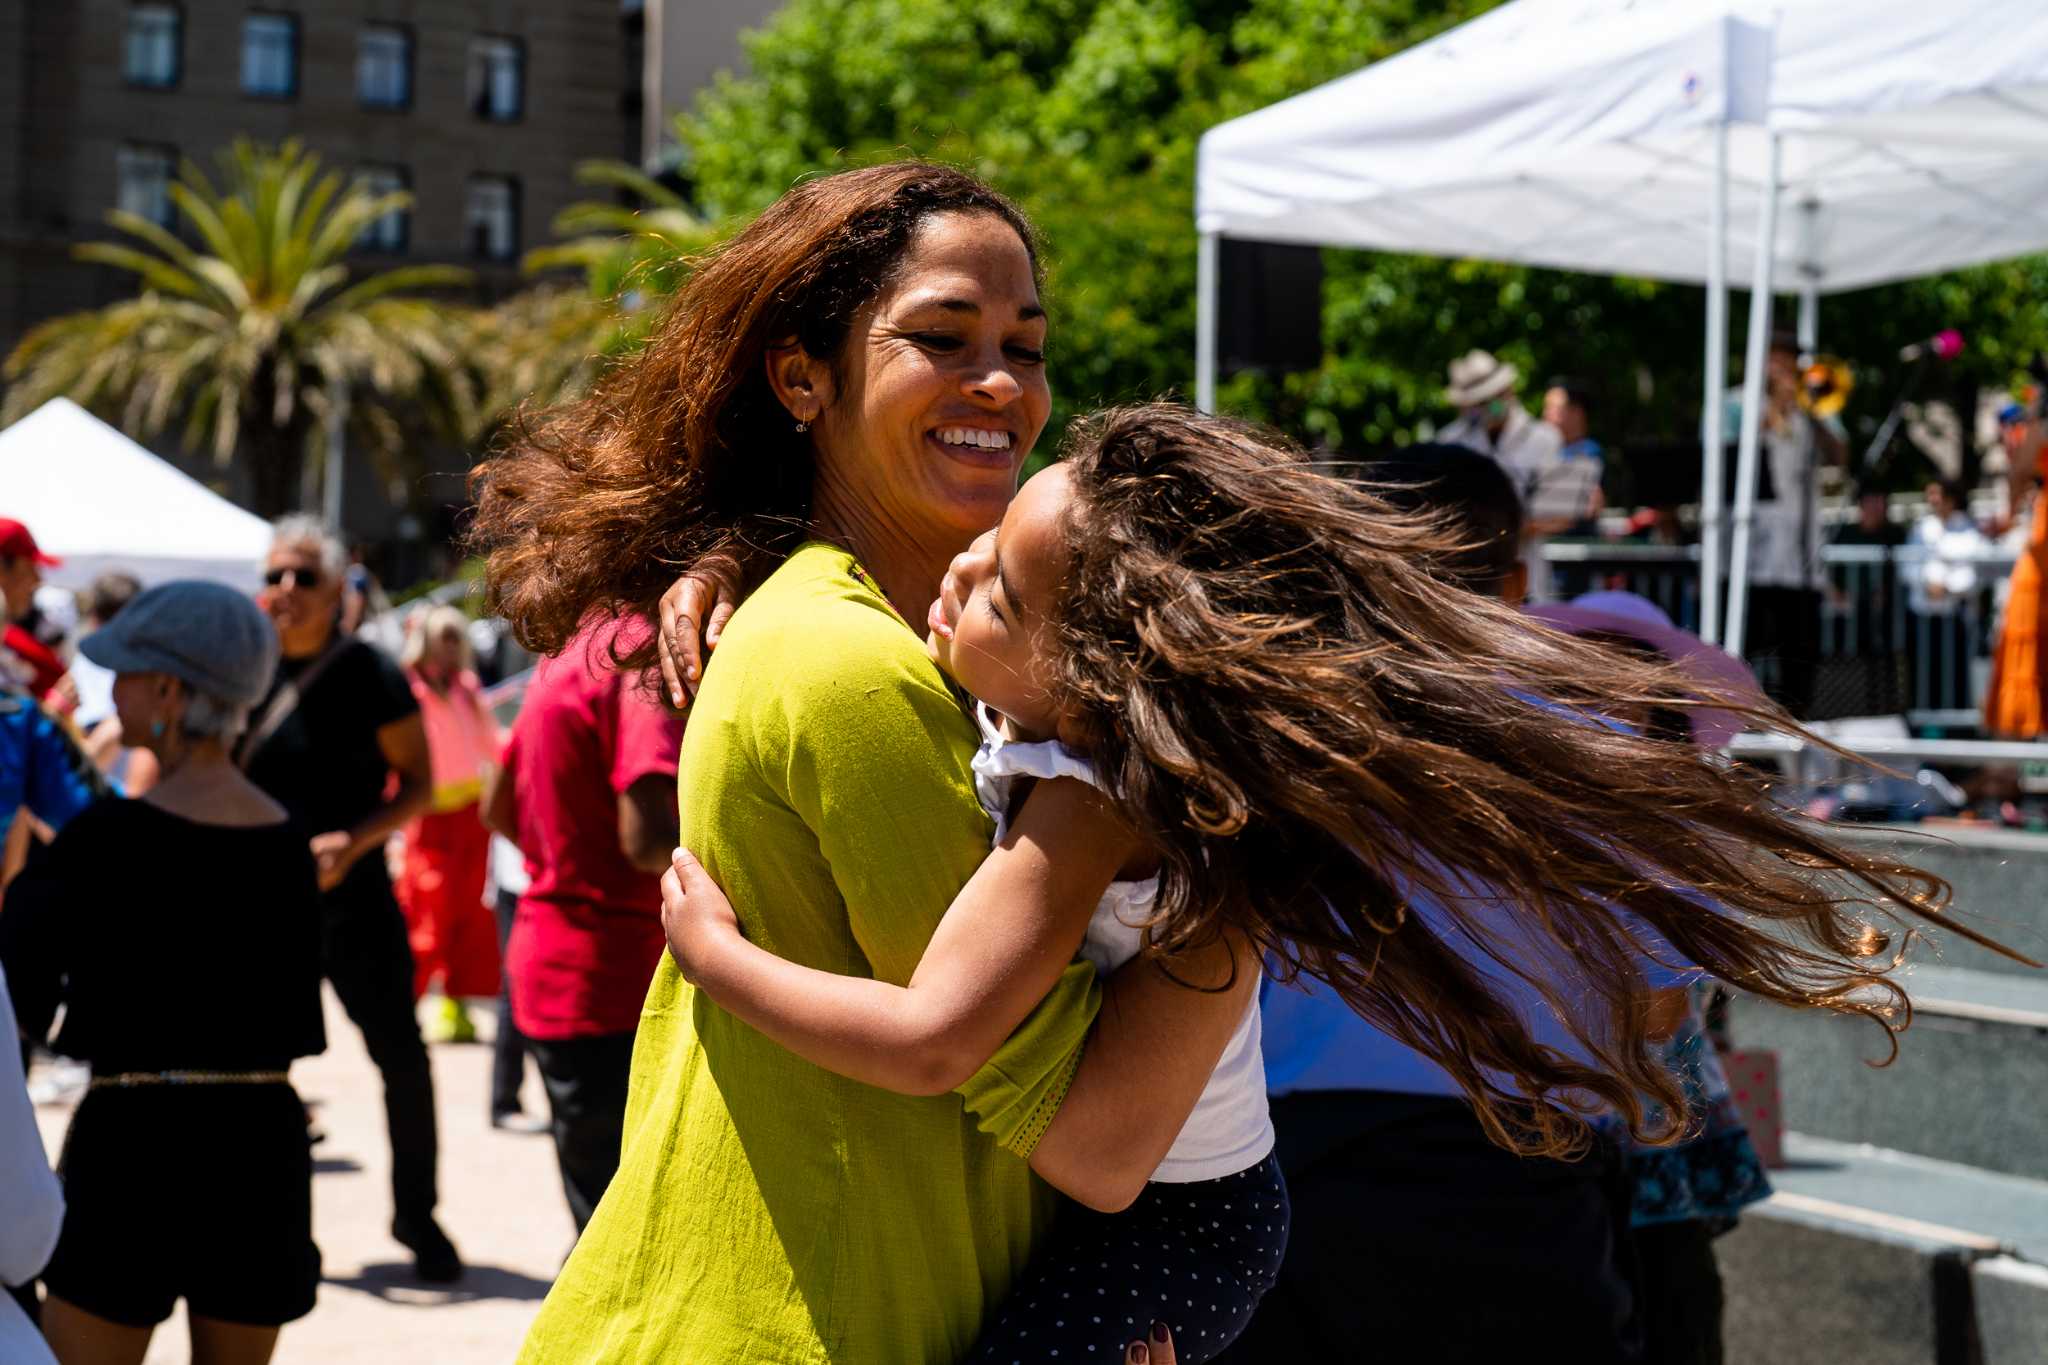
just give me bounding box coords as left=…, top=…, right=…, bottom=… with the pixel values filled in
left=972, top=1153, right=1289, bottom=1364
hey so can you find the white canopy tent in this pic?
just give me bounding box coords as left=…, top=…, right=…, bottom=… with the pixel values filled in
left=1195, top=0, right=2048, bottom=656
left=0, top=398, right=272, bottom=593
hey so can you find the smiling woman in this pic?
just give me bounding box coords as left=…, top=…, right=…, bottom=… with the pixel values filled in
left=470, top=165, right=1234, bottom=1365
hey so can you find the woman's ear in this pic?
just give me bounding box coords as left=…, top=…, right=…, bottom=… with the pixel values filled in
left=764, top=341, right=834, bottom=427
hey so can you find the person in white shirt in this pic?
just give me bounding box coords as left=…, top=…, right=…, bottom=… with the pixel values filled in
left=1907, top=479, right=1989, bottom=710
left=1439, top=349, right=1568, bottom=600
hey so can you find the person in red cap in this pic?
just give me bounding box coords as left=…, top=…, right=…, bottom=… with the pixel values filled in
left=0, top=520, right=65, bottom=700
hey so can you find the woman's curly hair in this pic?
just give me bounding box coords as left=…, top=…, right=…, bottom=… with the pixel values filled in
left=1047, top=403, right=2021, bottom=1159
left=467, top=162, right=1040, bottom=669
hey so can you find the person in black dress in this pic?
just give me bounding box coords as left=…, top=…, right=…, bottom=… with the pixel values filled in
left=0, top=581, right=323, bottom=1365
left=239, top=516, right=459, bottom=1282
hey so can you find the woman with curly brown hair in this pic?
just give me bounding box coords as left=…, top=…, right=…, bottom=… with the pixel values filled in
left=474, top=164, right=1247, bottom=1365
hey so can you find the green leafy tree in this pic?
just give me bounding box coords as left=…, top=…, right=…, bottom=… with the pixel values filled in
left=679, top=0, right=2048, bottom=486
left=3, top=139, right=474, bottom=515
left=473, top=159, right=722, bottom=421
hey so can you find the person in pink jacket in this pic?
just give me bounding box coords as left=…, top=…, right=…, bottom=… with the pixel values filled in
left=395, top=606, right=502, bottom=1042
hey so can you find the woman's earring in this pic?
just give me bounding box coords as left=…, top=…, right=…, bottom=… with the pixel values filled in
left=795, top=416, right=810, bottom=434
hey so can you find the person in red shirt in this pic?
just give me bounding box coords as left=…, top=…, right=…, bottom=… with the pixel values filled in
left=481, top=614, right=683, bottom=1232
left=0, top=519, right=65, bottom=699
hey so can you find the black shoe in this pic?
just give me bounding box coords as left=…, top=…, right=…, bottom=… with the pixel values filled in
left=393, top=1216, right=464, bottom=1284
left=491, top=1109, right=550, bottom=1135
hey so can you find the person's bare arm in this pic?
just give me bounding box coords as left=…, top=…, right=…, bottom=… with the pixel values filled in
left=617, top=772, right=680, bottom=875
left=1030, top=931, right=1261, bottom=1212
left=663, top=776, right=1131, bottom=1096
left=312, top=713, right=432, bottom=891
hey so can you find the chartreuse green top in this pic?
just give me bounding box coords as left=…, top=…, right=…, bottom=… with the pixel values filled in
left=517, top=542, right=1103, bottom=1365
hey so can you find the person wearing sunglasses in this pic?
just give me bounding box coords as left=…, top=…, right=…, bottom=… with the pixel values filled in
left=241, top=516, right=460, bottom=1284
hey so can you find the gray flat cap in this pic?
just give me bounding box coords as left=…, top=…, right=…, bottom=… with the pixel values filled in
left=80, top=580, right=280, bottom=707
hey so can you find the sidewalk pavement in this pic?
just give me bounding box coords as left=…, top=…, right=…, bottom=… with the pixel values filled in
left=31, top=989, right=571, bottom=1363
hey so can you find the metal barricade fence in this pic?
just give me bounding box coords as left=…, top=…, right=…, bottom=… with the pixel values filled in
left=1540, top=541, right=2019, bottom=725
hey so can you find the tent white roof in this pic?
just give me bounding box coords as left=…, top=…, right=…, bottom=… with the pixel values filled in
left=0, top=398, right=271, bottom=593
left=1197, top=0, right=2048, bottom=294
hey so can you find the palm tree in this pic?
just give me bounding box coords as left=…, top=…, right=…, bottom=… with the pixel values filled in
left=3, top=139, right=476, bottom=516
left=471, top=157, right=719, bottom=420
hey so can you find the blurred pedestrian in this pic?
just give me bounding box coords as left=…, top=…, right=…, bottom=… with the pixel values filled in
left=1986, top=401, right=2048, bottom=737
left=396, top=605, right=502, bottom=1043
left=481, top=614, right=683, bottom=1232
left=484, top=831, right=546, bottom=1133
left=1539, top=377, right=1609, bottom=597
left=0, top=581, right=324, bottom=1365
left=62, top=573, right=141, bottom=731
left=238, top=516, right=460, bottom=1283
left=1906, top=478, right=1988, bottom=712
left=1719, top=331, right=1847, bottom=719
left=1439, top=349, right=1567, bottom=600
left=0, top=520, right=65, bottom=699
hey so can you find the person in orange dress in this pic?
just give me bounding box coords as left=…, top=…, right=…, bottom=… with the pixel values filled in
left=1984, top=401, right=2047, bottom=739
left=395, top=605, right=502, bottom=1040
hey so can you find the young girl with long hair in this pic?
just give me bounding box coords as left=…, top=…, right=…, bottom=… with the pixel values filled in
left=660, top=402, right=2018, bottom=1362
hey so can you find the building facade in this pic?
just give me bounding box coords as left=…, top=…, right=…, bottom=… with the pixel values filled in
left=1, top=0, right=645, bottom=358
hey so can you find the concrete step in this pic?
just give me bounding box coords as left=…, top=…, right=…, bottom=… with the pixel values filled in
left=1720, top=1134, right=2048, bottom=1365
left=1840, top=825, right=2048, bottom=977
left=1733, top=963, right=2048, bottom=1179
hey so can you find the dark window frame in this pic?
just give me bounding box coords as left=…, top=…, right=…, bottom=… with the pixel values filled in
left=116, top=142, right=180, bottom=230
left=464, top=174, right=521, bottom=262
left=123, top=2, right=183, bottom=90
left=240, top=10, right=300, bottom=101
left=354, top=164, right=412, bottom=255
left=356, top=22, right=414, bottom=112
left=466, top=34, right=526, bottom=123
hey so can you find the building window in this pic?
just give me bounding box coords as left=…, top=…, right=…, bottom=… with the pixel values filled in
left=357, top=24, right=412, bottom=110
left=241, top=12, right=298, bottom=98
left=124, top=4, right=181, bottom=88
left=355, top=166, right=409, bottom=254
left=117, top=145, right=177, bottom=229
left=467, top=36, right=524, bottom=121
left=465, top=176, right=519, bottom=260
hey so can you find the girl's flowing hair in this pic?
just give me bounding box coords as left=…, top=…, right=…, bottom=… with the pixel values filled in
left=1049, top=403, right=2022, bottom=1158
left=467, top=163, right=1040, bottom=668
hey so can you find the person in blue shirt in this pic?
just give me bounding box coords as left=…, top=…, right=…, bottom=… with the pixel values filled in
left=1, top=680, right=103, bottom=855
left=1214, top=446, right=1678, bottom=1365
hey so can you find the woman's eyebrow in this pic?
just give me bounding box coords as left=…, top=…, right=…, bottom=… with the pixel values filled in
left=901, top=296, right=1046, bottom=323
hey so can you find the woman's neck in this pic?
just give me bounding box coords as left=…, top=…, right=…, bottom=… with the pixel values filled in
left=145, top=740, right=284, bottom=826
left=811, top=485, right=963, bottom=628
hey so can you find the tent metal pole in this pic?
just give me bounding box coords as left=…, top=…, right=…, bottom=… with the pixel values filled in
left=1797, top=197, right=1822, bottom=352
left=1725, top=133, right=1784, bottom=661
left=1195, top=229, right=1220, bottom=413
left=1699, top=123, right=1730, bottom=646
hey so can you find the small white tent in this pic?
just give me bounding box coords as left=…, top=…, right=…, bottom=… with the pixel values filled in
left=0, top=398, right=272, bottom=593
left=1195, top=0, right=2048, bottom=654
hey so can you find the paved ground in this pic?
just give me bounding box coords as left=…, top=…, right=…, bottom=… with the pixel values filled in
left=31, top=990, right=568, bottom=1363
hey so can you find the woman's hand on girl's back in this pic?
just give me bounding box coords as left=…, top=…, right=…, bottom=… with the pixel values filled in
left=656, top=554, right=744, bottom=709
left=661, top=847, right=742, bottom=985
